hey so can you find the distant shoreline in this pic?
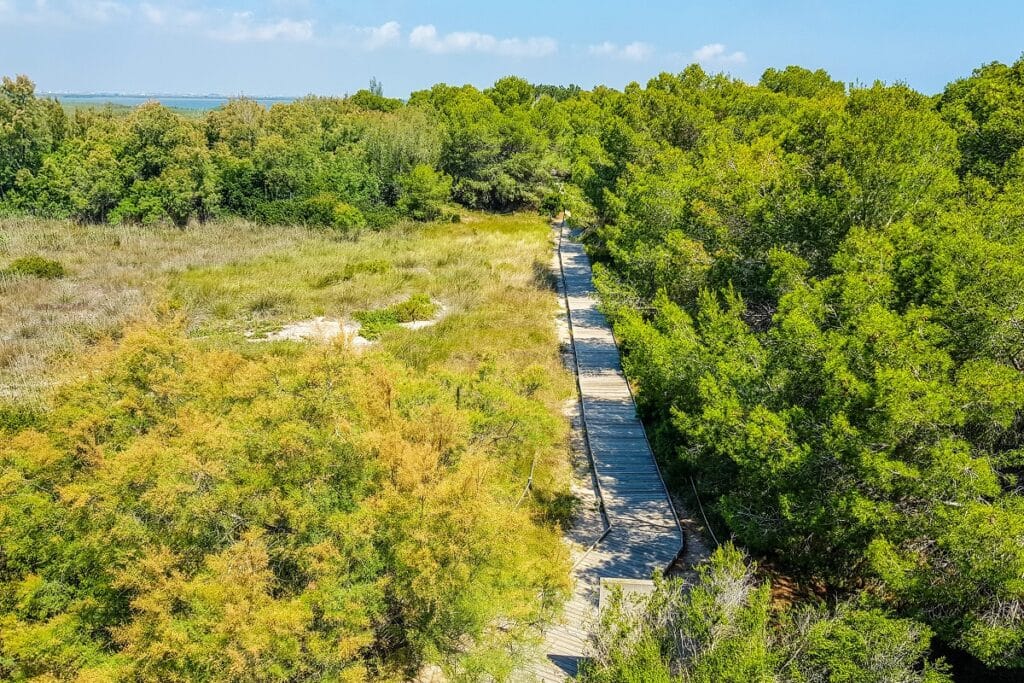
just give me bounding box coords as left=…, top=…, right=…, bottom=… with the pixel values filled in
left=46, top=93, right=300, bottom=111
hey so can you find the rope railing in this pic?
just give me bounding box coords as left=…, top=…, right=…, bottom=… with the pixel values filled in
left=556, top=219, right=687, bottom=575
left=556, top=220, right=615, bottom=570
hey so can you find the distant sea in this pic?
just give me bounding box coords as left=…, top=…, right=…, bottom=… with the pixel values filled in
left=50, top=94, right=298, bottom=111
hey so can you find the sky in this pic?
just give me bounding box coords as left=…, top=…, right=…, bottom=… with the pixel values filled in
left=1, top=0, right=1022, bottom=97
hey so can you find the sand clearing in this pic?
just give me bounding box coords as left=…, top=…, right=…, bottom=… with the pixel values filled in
left=251, top=303, right=446, bottom=347
left=253, top=317, right=373, bottom=348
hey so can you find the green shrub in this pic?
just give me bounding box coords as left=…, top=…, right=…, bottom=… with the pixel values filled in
left=398, top=164, right=452, bottom=221
left=354, top=293, right=439, bottom=339
left=539, top=190, right=562, bottom=216
left=331, top=202, right=366, bottom=233
left=352, top=308, right=399, bottom=339
left=299, top=192, right=341, bottom=226
left=364, top=206, right=400, bottom=229
left=5, top=255, right=66, bottom=279
left=0, top=402, right=40, bottom=433
left=389, top=293, right=438, bottom=322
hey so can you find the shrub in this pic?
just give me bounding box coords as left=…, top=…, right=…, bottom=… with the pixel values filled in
left=331, top=202, right=367, bottom=233
left=390, top=293, right=438, bottom=322
left=299, top=192, right=341, bottom=226
left=0, top=322, right=567, bottom=680
left=0, top=402, right=40, bottom=433
left=5, top=255, right=66, bottom=279
left=310, top=260, right=392, bottom=289
left=354, top=293, right=439, bottom=339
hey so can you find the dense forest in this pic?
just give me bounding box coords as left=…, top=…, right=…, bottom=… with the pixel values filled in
left=3, top=54, right=1024, bottom=680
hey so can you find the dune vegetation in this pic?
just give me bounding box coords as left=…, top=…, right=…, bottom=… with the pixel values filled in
left=0, top=212, right=574, bottom=680
left=4, top=53, right=1024, bottom=680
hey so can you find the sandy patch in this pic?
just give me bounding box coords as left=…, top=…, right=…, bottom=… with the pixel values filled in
left=250, top=303, right=447, bottom=347
left=250, top=317, right=373, bottom=348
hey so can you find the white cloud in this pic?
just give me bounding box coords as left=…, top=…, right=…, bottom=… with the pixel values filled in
left=356, top=20, right=400, bottom=49
left=409, top=24, right=556, bottom=58
left=137, top=4, right=311, bottom=43
left=588, top=40, right=654, bottom=62
left=138, top=4, right=219, bottom=31
left=692, top=42, right=746, bottom=66
left=208, top=11, right=313, bottom=43
left=139, top=2, right=165, bottom=24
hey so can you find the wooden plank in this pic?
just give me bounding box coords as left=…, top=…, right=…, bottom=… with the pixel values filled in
left=531, top=224, right=684, bottom=683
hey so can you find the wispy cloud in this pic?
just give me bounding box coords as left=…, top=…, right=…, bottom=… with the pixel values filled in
left=693, top=43, right=746, bottom=66
left=70, top=0, right=128, bottom=22
left=409, top=24, right=556, bottom=58
left=0, top=0, right=128, bottom=25
left=138, top=2, right=205, bottom=27
left=588, top=40, right=654, bottom=62
left=207, top=12, right=313, bottom=43
left=1, top=1, right=312, bottom=43
left=137, top=4, right=313, bottom=43
left=138, top=6, right=400, bottom=48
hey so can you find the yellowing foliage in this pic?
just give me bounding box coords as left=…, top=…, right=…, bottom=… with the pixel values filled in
left=1, top=213, right=571, bottom=680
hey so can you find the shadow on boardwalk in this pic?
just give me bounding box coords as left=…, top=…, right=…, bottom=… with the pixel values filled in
left=522, top=223, right=690, bottom=681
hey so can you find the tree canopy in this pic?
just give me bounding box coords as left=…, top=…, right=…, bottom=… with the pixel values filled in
left=5, top=54, right=1024, bottom=676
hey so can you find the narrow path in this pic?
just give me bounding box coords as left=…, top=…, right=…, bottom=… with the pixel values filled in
left=524, top=223, right=685, bottom=681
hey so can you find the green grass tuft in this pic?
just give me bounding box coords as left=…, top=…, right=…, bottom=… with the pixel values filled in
left=5, top=255, right=67, bottom=279
left=355, top=293, right=439, bottom=339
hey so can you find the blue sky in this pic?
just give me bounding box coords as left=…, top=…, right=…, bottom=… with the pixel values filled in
left=1, top=1, right=1022, bottom=96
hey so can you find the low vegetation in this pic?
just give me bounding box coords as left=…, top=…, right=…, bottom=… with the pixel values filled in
left=4, top=53, right=1024, bottom=678
left=582, top=545, right=951, bottom=682
left=3, top=255, right=66, bottom=279
left=354, top=294, right=439, bottom=339
left=0, top=213, right=574, bottom=680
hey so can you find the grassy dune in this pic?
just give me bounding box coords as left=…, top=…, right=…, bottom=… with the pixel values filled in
left=0, top=214, right=565, bottom=393
left=0, top=213, right=575, bottom=679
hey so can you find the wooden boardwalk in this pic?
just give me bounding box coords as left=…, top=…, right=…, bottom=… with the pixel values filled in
left=524, top=224, right=684, bottom=681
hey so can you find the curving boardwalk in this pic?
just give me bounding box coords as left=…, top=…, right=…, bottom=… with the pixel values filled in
left=526, top=224, right=684, bottom=681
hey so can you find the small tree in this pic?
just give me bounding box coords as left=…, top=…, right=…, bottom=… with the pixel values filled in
left=332, top=201, right=366, bottom=234
left=0, top=75, right=66, bottom=197
left=397, top=164, right=452, bottom=221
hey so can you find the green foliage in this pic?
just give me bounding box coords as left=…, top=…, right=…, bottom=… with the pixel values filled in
left=410, top=82, right=551, bottom=210
left=4, top=255, right=66, bottom=279
left=350, top=90, right=403, bottom=113
left=760, top=66, right=845, bottom=98
left=355, top=293, right=439, bottom=339
left=940, top=56, right=1024, bottom=182
left=584, top=61, right=1024, bottom=671
left=0, top=212, right=571, bottom=680
left=0, top=75, right=66, bottom=198
left=397, top=164, right=452, bottom=221
left=581, top=545, right=950, bottom=683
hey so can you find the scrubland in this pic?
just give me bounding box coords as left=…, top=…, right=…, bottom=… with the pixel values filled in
left=0, top=213, right=575, bottom=680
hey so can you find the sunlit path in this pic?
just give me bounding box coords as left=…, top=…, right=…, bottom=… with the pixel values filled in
left=525, top=223, right=685, bottom=681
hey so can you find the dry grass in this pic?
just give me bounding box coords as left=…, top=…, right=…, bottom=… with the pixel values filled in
left=2, top=211, right=574, bottom=510
left=0, top=217, right=326, bottom=397
left=0, top=214, right=570, bottom=414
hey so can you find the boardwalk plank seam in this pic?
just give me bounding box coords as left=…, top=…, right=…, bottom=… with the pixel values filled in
left=526, top=224, right=684, bottom=681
